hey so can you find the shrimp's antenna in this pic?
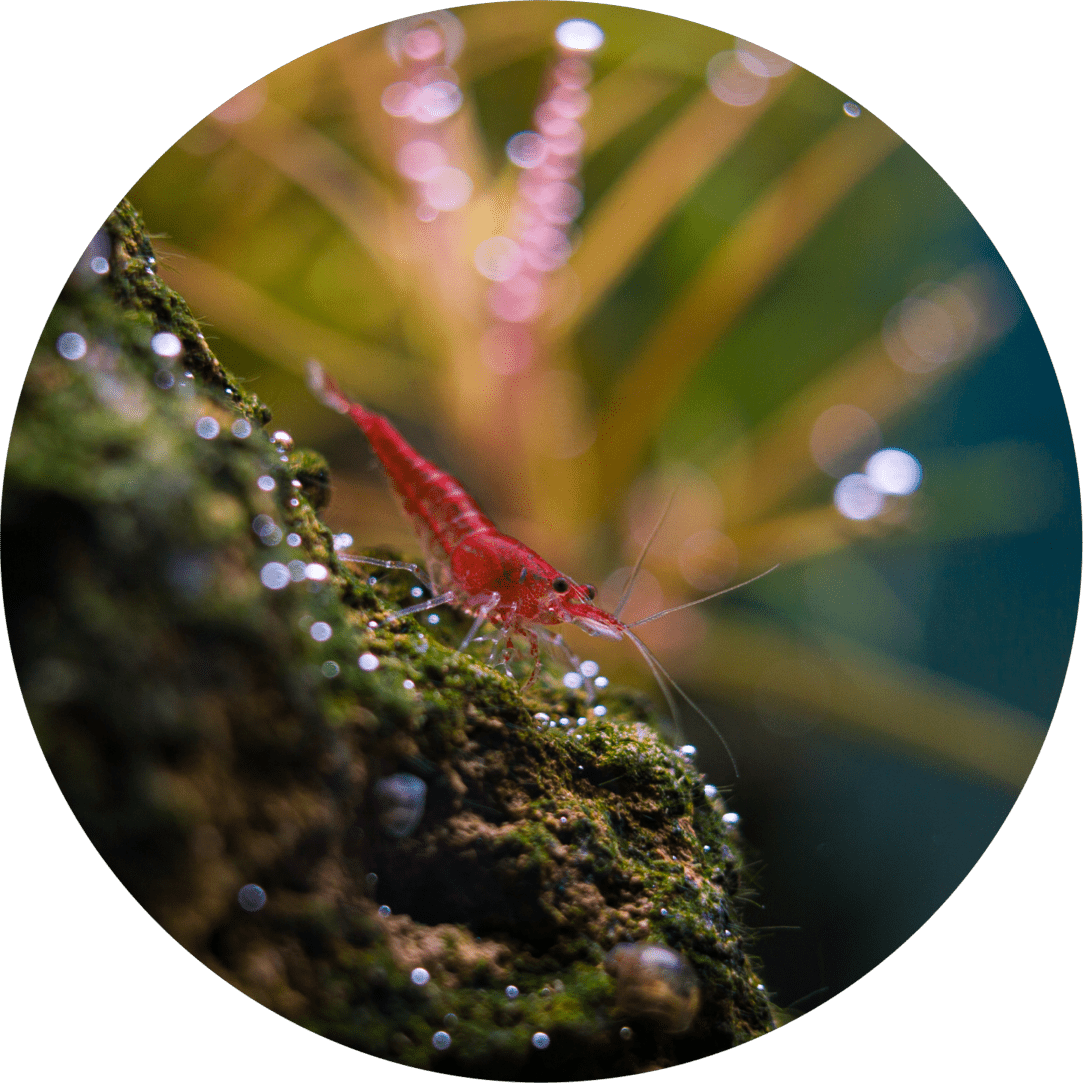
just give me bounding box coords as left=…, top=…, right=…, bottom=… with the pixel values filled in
left=623, top=628, right=739, bottom=778
left=613, top=488, right=678, bottom=620
left=625, top=564, right=780, bottom=629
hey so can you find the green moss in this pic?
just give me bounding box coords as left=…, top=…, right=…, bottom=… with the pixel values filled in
left=4, top=200, right=777, bottom=1078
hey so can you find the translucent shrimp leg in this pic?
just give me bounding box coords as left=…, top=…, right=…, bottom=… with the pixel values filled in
left=338, top=553, right=434, bottom=592
left=385, top=591, right=457, bottom=621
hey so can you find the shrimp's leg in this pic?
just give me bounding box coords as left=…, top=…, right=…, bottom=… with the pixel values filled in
left=458, top=593, right=500, bottom=653
left=339, top=553, right=433, bottom=592
left=386, top=590, right=456, bottom=622
left=522, top=628, right=542, bottom=688
left=535, top=628, right=595, bottom=703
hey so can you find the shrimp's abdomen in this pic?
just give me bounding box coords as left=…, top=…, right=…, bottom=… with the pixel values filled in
left=345, top=403, right=496, bottom=559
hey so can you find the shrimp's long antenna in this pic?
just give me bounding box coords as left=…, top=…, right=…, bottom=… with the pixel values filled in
left=625, top=564, right=780, bottom=629
left=613, top=488, right=678, bottom=620
left=624, top=628, right=739, bottom=778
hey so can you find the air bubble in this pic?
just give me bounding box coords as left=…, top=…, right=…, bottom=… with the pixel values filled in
left=593, top=706, right=606, bottom=717
left=410, top=967, right=431, bottom=986
left=562, top=672, right=583, bottom=690
left=321, top=660, right=340, bottom=678
left=531, top=1031, right=550, bottom=1049
left=359, top=652, right=380, bottom=671
left=427, top=613, right=440, bottom=624
left=154, top=370, right=175, bottom=390
left=309, top=621, right=332, bottom=642
left=257, top=475, right=276, bottom=492
left=286, top=533, right=302, bottom=547
left=722, top=811, right=740, bottom=826
left=56, top=332, right=87, bottom=361
left=579, top=660, right=599, bottom=677
left=555, top=19, right=604, bottom=52
left=237, top=883, right=266, bottom=911
left=332, top=532, right=353, bottom=550
left=505, top=985, right=519, bottom=999
left=403, top=679, right=415, bottom=690
left=432, top=1031, right=451, bottom=1050
left=843, top=101, right=862, bottom=117
left=151, top=331, right=183, bottom=358
left=89, top=256, right=109, bottom=274
left=374, top=773, right=428, bottom=838
left=378, top=905, right=391, bottom=917
left=260, top=562, right=290, bottom=590
left=195, top=416, right=220, bottom=439
left=231, top=418, right=252, bottom=438
left=594, top=676, right=609, bottom=689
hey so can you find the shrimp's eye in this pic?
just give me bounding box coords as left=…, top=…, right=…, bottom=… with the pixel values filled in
left=584, top=584, right=596, bottom=601
left=552, top=577, right=569, bottom=593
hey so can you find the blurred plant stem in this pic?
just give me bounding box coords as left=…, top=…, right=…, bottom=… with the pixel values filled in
left=596, top=115, right=902, bottom=498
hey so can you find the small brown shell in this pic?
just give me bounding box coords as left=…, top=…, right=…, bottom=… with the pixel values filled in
left=605, top=942, right=701, bottom=1034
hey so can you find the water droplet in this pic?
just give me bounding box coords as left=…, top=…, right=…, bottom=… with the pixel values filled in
left=679, top=744, right=697, bottom=758
left=286, top=533, right=302, bottom=547
left=231, top=418, right=252, bottom=438
left=403, top=678, right=415, bottom=690
left=321, top=660, right=340, bottom=678
left=195, top=416, right=220, bottom=439
left=506, top=130, right=547, bottom=168
left=704, top=784, right=718, bottom=799
left=426, top=613, right=440, bottom=624
left=332, top=532, right=353, bottom=551
left=89, top=256, right=109, bottom=275
left=722, top=811, right=740, bottom=826
left=411, top=586, right=424, bottom=598
left=154, top=370, right=175, bottom=390
left=534, top=712, right=550, bottom=723
left=592, top=706, right=606, bottom=717
left=660, top=908, right=668, bottom=917
left=410, top=967, right=430, bottom=986
left=151, top=331, right=183, bottom=358
left=594, top=676, right=608, bottom=689
left=443, top=1012, right=457, bottom=1026
left=555, top=19, right=604, bottom=52
left=620, top=1026, right=633, bottom=1041
left=359, top=652, right=379, bottom=671
left=260, top=562, right=290, bottom=590
left=378, top=905, right=391, bottom=917
left=505, top=985, right=519, bottom=999
left=559, top=717, right=570, bottom=727
left=289, top=498, right=300, bottom=507
left=562, top=671, right=583, bottom=690
left=432, top=1031, right=451, bottom=1051
left=579, top=660, right=599, bottom=677
left=560, top=816, right=567, bottom=824
left=288, top=559, right=307, bottom=582
left=237, top=883, right=266, bottom=911
left=368, top=619, right=379, bottom=627
left=833, top=474, right=885, bottom=521
left=704, top=845, right=711, bottom=852
left=531, top=1031, right=550, bottom=1049
left=309, top=621, right=332, bottom=642
left=56, top=332, right=87, bottom=361
left=257, top=475, right=276, bottom=492
left=271, top=429, right=293, bottom=449
left=305, top=563, right=329, bottom=581
left=843, top=101, right=862, bottom=117
left=865, top=448, right=922, bottom=495
left=365, top=872, right=378, bottom=892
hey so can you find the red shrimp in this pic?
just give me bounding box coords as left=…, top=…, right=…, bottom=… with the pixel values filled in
left=307, top=361, right=772, bottom=767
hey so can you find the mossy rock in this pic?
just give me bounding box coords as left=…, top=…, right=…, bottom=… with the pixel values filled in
left=3, top=201, right=777, bottom=1079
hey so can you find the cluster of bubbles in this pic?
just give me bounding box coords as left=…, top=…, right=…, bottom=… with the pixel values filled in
left=382, top=11, right=472, bottom=219
left=474, top=19, right=604, bottom=376
left=373, top=772, right=428, bottom=837
left=812, top=269, right=1015, bottom=523
left=706, top=38, right=792, bottom=108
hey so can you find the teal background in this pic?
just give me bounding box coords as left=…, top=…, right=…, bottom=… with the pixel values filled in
left=2, top=0, right=1074, bottom=1078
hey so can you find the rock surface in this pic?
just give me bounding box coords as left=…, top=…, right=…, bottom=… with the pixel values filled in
left=4, top=201, right=776, bottom=1079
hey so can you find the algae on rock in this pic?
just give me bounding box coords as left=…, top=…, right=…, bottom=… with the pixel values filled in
left=3, top=201, right=777, bottom=1079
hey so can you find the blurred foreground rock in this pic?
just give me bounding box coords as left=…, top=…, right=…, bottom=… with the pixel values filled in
left=3, top=201, right=776, bottom=1079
